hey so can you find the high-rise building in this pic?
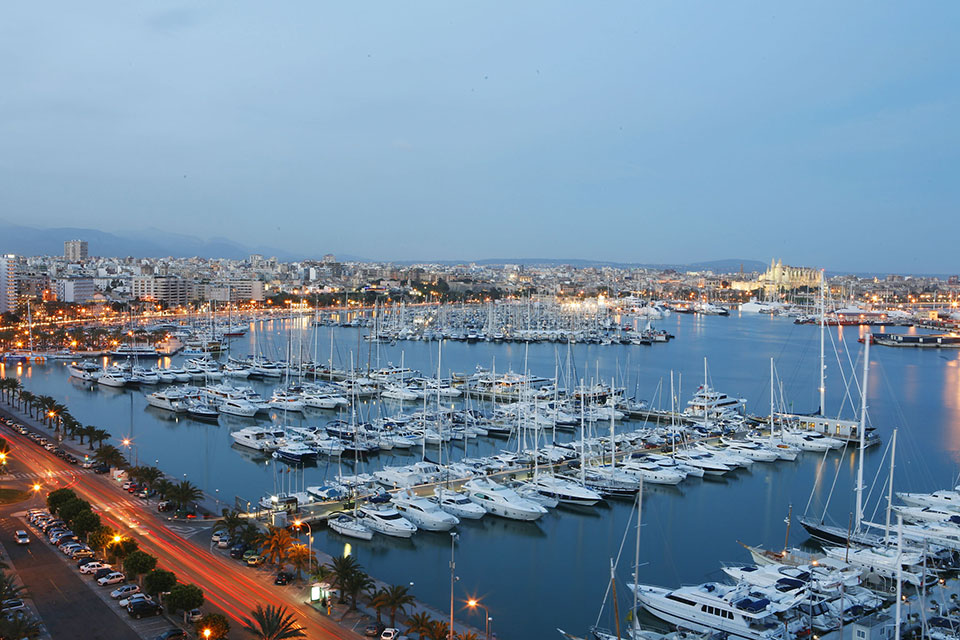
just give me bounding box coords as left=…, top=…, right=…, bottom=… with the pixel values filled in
left=64, top=240, right=88, bottom=262
left=55, top=277, right=95, bottom=303
left=0, top=254, right=17, bottom=315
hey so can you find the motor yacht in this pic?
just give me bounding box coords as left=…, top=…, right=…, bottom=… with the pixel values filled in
left=432, top=487, right=486, bottom=519
left=357, top=504, right=418, bottom=538
left=272, top=441, right=318, bottom=463
left=391, top=491, right=460, bottom=531
left=68, top=362, right=101, bottom=382
left=521, top=475, right=602, bottom=506
left=146, top=389, right=191, bottom=412
left=97, top=368, right=129, bottom=388
left=231, top=426, right=285, bottom=452
left=218, top=397, right=259, bottom=417
left=620, top=460, right=687, bottom=485
left=463, top=478, right=548, bottom=521
left=327, top=512, right=374, bottom=540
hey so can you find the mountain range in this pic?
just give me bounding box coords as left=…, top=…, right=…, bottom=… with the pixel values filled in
left=0, top=220, right=765, bottom=273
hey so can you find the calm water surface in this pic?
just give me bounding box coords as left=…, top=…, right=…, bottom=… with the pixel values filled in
left=4, top=313, right=960, bottom=639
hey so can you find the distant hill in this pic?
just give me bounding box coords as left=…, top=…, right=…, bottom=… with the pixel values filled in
left=0, top=220, right=304, bottom=261
left=422, top=257, right=768, bottom=273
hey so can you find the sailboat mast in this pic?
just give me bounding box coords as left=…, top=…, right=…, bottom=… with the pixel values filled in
left=819, top=270, right=826, bottom=416
left=632, top=478, right=643, bottom=635
left=769, top=358, right=775, bottom=440
left=885, top=428, right=898, bottom=544
left=854, top=336, right=870, bottom=533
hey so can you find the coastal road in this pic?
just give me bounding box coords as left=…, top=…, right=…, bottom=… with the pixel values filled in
left=0, top=416, right=365, bottom=640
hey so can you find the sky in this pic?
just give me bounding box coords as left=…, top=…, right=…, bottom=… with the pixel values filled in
left=1, top=2, right=958, bottom=272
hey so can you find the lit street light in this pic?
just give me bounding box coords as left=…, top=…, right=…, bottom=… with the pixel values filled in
left=466, top=599, right=492, bottom=640
left=292, top=519, right=314, bottom=572
left=203, top=629, right=211, bottom=639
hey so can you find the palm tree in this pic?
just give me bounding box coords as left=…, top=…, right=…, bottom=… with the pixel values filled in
left=88, top=427, right=111, bottom=449
left=18, top=390, right=35, bottom=416
left=239, top=604, right=306, bottom=640
left=215, top=508, right=246, bottom=539
left=0, top=573, right=26, bottom=601
left=154, top=478, right=175, bottom=500
left=381, top=584, right=417, bottom=628
left=426, top=620, right=450, bottom=640
left=369, top=588, right=389, bottom=625
left=286, top=544, right=314, bottom=580
left=340, top=568, right=374, bottom=611
left=136, top=466, right=163, bottom=488
left=323, top=554, right=363, bottom=604
left=405, top=613, right=436, bottom=640
left=170, top=480, right=202, bottom=512
left=260, top=526, right=294, bottom=568
left=93, top=444, right=127, bottom=469
left=0, top=612, right=42, bottom=639
left=456, top=632, right=479, bottom=640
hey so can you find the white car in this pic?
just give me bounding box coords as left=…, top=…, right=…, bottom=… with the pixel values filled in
left=187, top=608, right=203, bottom=622
left=79, top=562, right=110, bottom=575
left=119, top=593, right=152, bottom=608
left=211, top=530, right=228, bottom=543
left=110, top=584, right=140, bottom=599
left=13, top=531, right=29, bottom=545
left=97, top=571, right=125, bottom=586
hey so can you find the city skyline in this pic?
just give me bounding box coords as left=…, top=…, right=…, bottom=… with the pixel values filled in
left=1, top=3, right=958, bottom=273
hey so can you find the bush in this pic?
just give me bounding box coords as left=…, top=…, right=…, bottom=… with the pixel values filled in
left=143, top=569, right=177, bottom=596
left=166, top=583, right=203, bottom=613
left=196, top=613, right=230, bottom=639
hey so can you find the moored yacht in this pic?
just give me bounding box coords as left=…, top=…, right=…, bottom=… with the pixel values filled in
left=463, top=477, right=548, bottom=521
left=69, top=362, right=101, bottom=382
left=327, top=512, right=374, bottom=540
left=358, top=504, right=418, bottom=538
left=432, top=487, right=486, bottom=519
left=231, top=426, right=285, bottom=452
left=391, top=491, right=460, bottom=531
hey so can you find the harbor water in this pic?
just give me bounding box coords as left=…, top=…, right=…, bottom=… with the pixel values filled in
left=4, top=312, right=960, bottom=639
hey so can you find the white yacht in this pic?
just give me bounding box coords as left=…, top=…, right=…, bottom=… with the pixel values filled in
left=391, top=491, right=460, bottom=531
left=97, top=368, right=129, bottom=388
left=821, top=545, right=932, bottom=587
left=685, top=384, right=746, bottom=418
left=131, top=366, right=160, bottom=385
left=269, top=389, right=305, bottom=412
left=357, top=504, right=418, bottom=538
left=897, top=486, right=960, bottom=513
left=462, top=478, right=548, bottom=521
left=717, top=440, right=780, bottom=463
left=380, top=385, right=420, bottom=401
left=230, top=426, right=285, bottom=452
left=620, top=460, right=687, bottom=485
left=327, top=512, right=373, bottom=540
left=145, top=388, right=191, bottom=412
left=166, top=366, right=192, bottom=382
left=303, top=389, right=349, bottom=409
left=780, top=430, right=843, bottom=451
left=272, top=441, right=318, bottom=463
left=68, top=362, right=101, bottom=382
left=373, top=462, right=442, bottom=489
left=631, top=581, right=809, bottom=640
left=522, top=476, right=602, bottom=506
left=895, top=505, right=960, bottom=524
left=218, top=398, right=259, bottom=417
left=675, top=451, right=732, bottom=476
left=432, top=487, right=486, bottom=519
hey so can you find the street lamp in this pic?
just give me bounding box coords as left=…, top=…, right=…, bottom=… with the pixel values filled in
left=203, top=629, right=211, bottom=640
left=292, top=519, right=314, bottom=572
left=466, top=599, right=492, bottom=640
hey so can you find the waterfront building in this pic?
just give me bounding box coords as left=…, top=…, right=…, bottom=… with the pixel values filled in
left=54, top=277, right=96, bottom=303
left=0, top=254, right=16, bottom=314
left=133, top=275, right=189, bottom=306
left=64, top=239, right=88, bottom=262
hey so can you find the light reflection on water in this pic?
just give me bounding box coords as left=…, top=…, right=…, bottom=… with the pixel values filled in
left=4, top=314, right=960, bottom=638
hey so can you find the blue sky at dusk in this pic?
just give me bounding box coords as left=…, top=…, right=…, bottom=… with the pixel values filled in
left=1, top=2, right=958, bottom=272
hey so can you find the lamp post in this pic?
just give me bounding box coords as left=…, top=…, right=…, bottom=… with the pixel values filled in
left=293, top=519, right=314, bottom=572
left=466, top=599, right=491, bottom=640
left=449, top=532, right=458, bottom=640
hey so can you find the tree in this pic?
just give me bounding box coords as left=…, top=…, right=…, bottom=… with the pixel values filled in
left=71, top=509, right=101, bottom=539
left=123, top=550, right=158, bottom=583
left=166, top=583, right=204, bottom=614
left=286, top=544, right=314, bottom=580
left=143, top=569, right=177, bottom=597
left=57, top=496, right=91, bottom=523
left=456, top=632, right=479, bottom=640
left=0, top=612, right=42, bottom=639
left=215, top=508, right=246, bottom=539
left=0, top=573, right=26, bottom=602
left=426, top=620, right=450, bottom=640
left=88, top=427, right=111, bottom=450
left=108, top=537, right=139, bottom=565
left=238, top=522, right=263, bottom=548
left=46, top=487, right=77, bottom=513
left=381, top=584, right=416, bottom=628
left=340, top=568, right=375, bottom=611
left=136, top=465, right=163, bottom=488
left=369, top=588, right=389, bottom=625
left=87, top=527, right=115, bottom=554
left=260, top=526, right=293, bottom=568
left=170, top=479, right=202, bottom=512
left=323, top=554, right=363, bottom=605
left=93, top=444, right=127, bottom=468
left=405, top=613, right=436, bottom=640
left=239, top=604, right=306, bottom=640
left=196, top=613, right=231, bottom=640
left=154, top=478, right=175, bottom=500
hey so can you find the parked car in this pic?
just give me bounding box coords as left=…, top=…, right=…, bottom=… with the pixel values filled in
left=241, top=549, right=258, bottom=563
left=77, top=557, right=98, bottom=568
left=127, top=600, right=163, bottom=619
left=211, top=530, right=228, bottom=544
left=274, top=571, right=293, bottom=585
left=157, top=500, right=173, bottom=512
left=111, top=584, right=140, bottom=599
left=364, top=623, right=386, bottom=637
left=119, top=593, right=152, bottom=607
left=93, top=568, right=115, bottom=581
left=0, top=599, right=25, bottom=614
left=137, top=488, right=151, bottom=499
left=154, top=630, right=188, bottom=640
left=381, top=629, right=408, bottom=640
left=93, top=464, right=110, bottom=474
left=72, top=549, right=95, bottom=560
left=122, top=481, right=134, bottom=491
left=81, top=460, right=94, bottom=469
left=245, top=554, right=265, bottom=567
left=229, top=544, right=248, bottom=559
left=13, top=531, right=29, bottom=545
left=187, top=608, right=203, bottom=623
left=97, top=571, right=126, bottom=586
left=79, top=561, right=111, bottom=574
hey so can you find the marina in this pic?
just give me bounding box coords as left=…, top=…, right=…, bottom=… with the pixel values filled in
left=4, top=309, right=959, bottom=638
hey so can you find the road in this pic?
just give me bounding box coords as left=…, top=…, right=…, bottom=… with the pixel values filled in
left=0, top=483, right=143, bottom=639
left=0, top=410, right=365, bottom=640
